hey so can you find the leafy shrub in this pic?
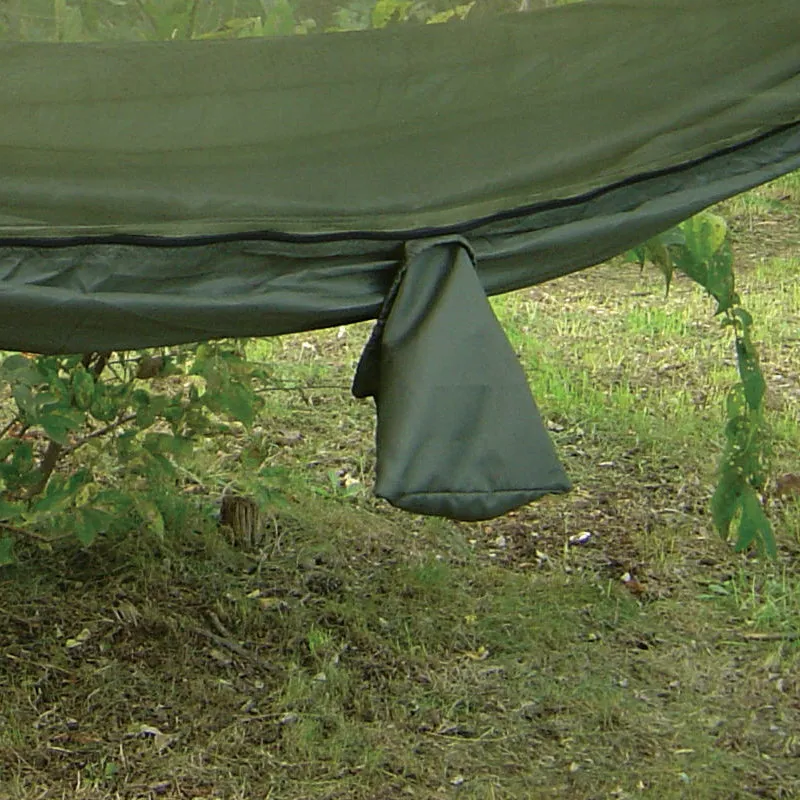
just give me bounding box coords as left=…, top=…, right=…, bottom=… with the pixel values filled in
left=629, top=211, right=775, bottom=557
left=0, top=343, right=268, bottom=564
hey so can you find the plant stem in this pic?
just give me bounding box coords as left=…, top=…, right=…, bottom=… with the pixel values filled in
left=26, top=352, right=111, bottom=499
left=0, top=417, right=21, bottom=439
left=66, top=413, right=138, bottom=455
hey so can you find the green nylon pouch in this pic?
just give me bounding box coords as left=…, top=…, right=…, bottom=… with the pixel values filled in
left=353, top=237, right=571, bottom=520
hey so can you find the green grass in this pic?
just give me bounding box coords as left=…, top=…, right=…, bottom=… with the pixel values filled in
left=1, top=176, right=799, bottom=798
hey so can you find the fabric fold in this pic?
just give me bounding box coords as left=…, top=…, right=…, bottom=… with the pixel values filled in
left=354, top=237, right=571, bottom=521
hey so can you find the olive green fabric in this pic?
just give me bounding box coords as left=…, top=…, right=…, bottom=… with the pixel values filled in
left=1, top=0, right=798, bottom=239
left=1, top=122, right=797, bottom=355
left=353, top=238, right=570, bottom=520
left=0, top=0, right=799, bottom=520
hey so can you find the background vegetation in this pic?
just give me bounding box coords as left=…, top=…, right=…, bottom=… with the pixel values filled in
left=0, top=0, right=581, bottom=41
left=0, top=2, right=798, bottom=797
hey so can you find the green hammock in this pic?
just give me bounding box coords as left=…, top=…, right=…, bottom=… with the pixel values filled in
left=1, top=0, right=799, bottom=520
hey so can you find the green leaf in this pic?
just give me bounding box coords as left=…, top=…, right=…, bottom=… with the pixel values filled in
left=74, top=507, right=111, bottom=546
left=10, top=442, right=34, bottom=475
left=90, top=383, right=123, bottom=422
left=72, top=367, right=96, bottom=411
left=724, top=384, right=748, bottom=422
left=426, top=2, right=474, bottom=23
left=0, top=498, right=25, bottom=523
left=145, top=452, right=179, bottom=479
left=12, top=384, right=37, bottom=419
left=0, top=354, right=43, bottom=385
left=92, top=488, right=133, bottom=514
left=0, top=535, right=14, bottom=567
left=0, top=439, right=18, bottom=462
left=622, top=245, right=646, bottom=266
left=133, top=497, right=165, bottom=537
left=732, top=307, right=753, bottom=329
left=735, top=487, right=775, bottom=557
left=673, top=247, right=708, bottom=286
left=705, top=243, right=736, bottom=313
left=212, top=382, right=257, bottom=427
left=133, top=392, right=158, bottom=428
left=261, top=0, right=296, bottom=36
left=371, top=0, right=412, bottom=27
left=710, top=471, right=741, bottom=539
left=735, top=335, right=766, bottom=411
left=681, top=211, right=728, bottom=264
left=38, top=408, right=86, bottom=445
left=143, top=433, right=193, bottom=460
left=649, top=240, right=675, bottom=295
left=30, top=470, right=91, bottom=515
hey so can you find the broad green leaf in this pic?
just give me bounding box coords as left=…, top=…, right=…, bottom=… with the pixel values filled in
left=144, top=452, right=179, bottom=479
left=725, top=384, right=747, bottom=421
left=39, top=408, right=86, bottom=445
left=10, top=442, right=34, bottom=474
left=647, top=240, right=674, bottom=294
left=163, top=401, right=188, bottom=427
left=74, top=507, right=111, bottom=546
left=681, top=211, right=727, bottom=263
left=705, top=243, right=736, bottom=313
left=261, top=0, right=296, bottom=36
left=134, top=497, right=165, bottom=537
left=143, top=433, right=193, bottom=459
left=710, top=471, right=741, bottom=538
left=12, top=384, right=36, bottom=419
left=0, top=535, right=14, bottom=566
left=0, top=498, right=24, bottom=523
left=0, top=439, right=18, bottom=461
left=735, top=336, right=766, bottom=411
left=735, top=487, right=775, bottom=557
left=30, top=480, right=74, bottom=515
left=92, top=488, right=133, bottom=513
left=72, top=367, right=96, bottom=411
left=132, top=390, right=171, bottom=427
left=371, top=0, right=412, bottom=27
left=212, top=382, right=257, bottom=427
left=426, top=3, right=475, bottom=23
left=87, top=382, right=126, bottom=423
left=657, top=227, right=686, bottom=248
left=0, top=354, right=42, bottom=384
left=622, top=245, right=646, bottom=266
left=732, top=307, right=753, bottom=329
left=673, top=247, right=708, bottom=286
left=30, top=470, right=91, bottom=514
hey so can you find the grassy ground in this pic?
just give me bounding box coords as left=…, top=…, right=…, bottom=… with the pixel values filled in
left=1, top=174, right=799, bottom=799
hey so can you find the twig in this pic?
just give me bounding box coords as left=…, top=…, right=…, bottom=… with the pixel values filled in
left=192, top=611, right=276, bottom=671
left=185, top=0, right=200, bottom=38
left=0, top=417, right=21, bottom=439
left=25, top=352, right=111, bottom=498
left=192, top=625, right=274, bottom=671
left=4, top=652, right=72, bottom=674
left=207, top=610, right=235, bottom=639
left=0, top=605, right=37, bottom=627
left=251, top=383, right=350, bottom=395
left=0, top=522, right=49, bottom=541
left=0, top=523, right=74, bottom=543
left=65, top=413, right=138, bottom=455
left=134, top=0, right=160, bottom=35
left=27, top=439, right=63, bottom=498
left=739, top=632, right=799, bottom=642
